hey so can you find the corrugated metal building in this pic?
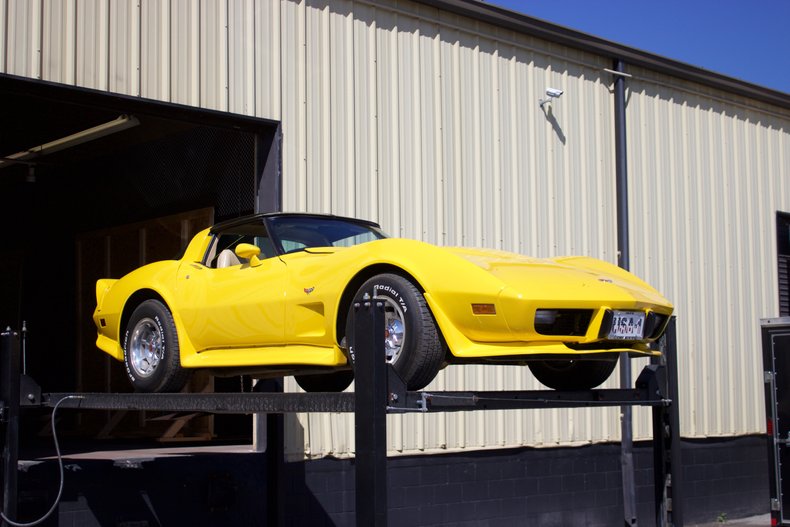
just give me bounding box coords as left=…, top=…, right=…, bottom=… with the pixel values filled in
left=2, top=0, right=788, bottom=463
left=4, top=1, right=787, bottom=524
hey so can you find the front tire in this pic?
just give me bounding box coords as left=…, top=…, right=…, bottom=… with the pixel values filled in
left=528, top=357, right=618, bottom=390
left=347, top=273, right=445, bottom=390
left=123, top=299, right=191, bottom=393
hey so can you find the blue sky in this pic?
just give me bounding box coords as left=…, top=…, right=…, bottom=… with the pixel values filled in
left=491, top=0, right=790, bottom=94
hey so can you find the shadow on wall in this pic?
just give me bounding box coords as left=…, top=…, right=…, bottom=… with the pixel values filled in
left=541, top=104, right=566, bottom=144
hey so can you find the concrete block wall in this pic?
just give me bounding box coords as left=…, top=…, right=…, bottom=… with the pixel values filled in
left=12, top=435, right=768, bottom=526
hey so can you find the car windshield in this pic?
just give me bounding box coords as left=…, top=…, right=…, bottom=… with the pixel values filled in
left=267, top=216, right=387, bottom=254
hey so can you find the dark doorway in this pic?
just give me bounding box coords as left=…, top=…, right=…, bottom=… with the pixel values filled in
left=0, top=75, right=280, bottom=439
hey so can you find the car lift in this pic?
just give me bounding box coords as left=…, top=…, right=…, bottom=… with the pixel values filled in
left=1, top=304, right=684, bottom=527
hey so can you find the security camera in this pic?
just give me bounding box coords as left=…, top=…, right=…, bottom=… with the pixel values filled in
left=545, top=88, right=563, bottom=98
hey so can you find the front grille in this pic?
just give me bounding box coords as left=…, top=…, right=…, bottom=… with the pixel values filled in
left=645, top=313, right=670, bottom=339
left=598, top=310, right=614, bottom=338
left=534, top=309, right=593, bottom=336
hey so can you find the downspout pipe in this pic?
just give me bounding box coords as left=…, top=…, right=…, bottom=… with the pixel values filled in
left=614, top=60, right=630, bottom=273
left=613, top=58, right=638, bottom=527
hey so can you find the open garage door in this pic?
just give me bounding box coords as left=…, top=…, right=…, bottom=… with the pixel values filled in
left=0, top=75, right=280, bottom=437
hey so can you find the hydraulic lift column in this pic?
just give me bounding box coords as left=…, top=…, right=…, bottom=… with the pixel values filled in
left=1, top=330, right=20, bottom=526
left=353, top=296, right=388, bottom=527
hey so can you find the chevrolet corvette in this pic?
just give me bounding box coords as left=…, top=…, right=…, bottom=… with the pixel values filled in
left=93, top=213, right=673, bottom=393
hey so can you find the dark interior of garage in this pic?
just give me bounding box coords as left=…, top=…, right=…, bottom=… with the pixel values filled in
left=0, top=74, right=281, bottom=439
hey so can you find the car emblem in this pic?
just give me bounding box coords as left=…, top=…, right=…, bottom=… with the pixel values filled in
left=304, top=287, right=315, bottom=295
left=598, top=278, right=613, bottom=283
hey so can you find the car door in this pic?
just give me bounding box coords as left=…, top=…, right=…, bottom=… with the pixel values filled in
left=279, top=248, right=345, bottom=348
left=174, top=232, right=287, bottom=352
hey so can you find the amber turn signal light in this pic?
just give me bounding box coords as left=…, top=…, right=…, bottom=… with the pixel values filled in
left=471, top=303, right=496, bottom=315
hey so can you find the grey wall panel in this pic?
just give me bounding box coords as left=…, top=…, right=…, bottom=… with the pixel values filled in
left=254, top=0, right=281, bottom=120
left=76, top=0, right=109, bottom=90
left=42, top=0, right=76, bottom=85
left=199, top=0, right=228, bottom=110
left=109, top=0, right=139, bottom=96
left=140, top=0, right=169, bottom=101
left=228, top=0, right=255, bottom=115
left=627, top=69, right=790, bottom=438
left=171, top=0, right=199, bottom=105
left=6, top=0, right=42, bottom=79
left=279, top=0, right=633, bottom=459
left=0, top=0, right=6, bottom=73
left=7, top=0, right=790, bottom=458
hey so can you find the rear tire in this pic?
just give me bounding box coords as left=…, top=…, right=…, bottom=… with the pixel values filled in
left=346, top=273, right=445, bottom=390
left=528, top=357, right=618, bottom=390
left=123, top=299, right=191, bottom=393
left=295, top=370, right=354, bottom=392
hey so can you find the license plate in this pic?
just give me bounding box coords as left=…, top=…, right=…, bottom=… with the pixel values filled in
left=608, top=311, right=645, bottom=340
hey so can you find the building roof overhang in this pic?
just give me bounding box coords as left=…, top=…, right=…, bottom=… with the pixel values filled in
left=419, top=0, right=790, bottom=111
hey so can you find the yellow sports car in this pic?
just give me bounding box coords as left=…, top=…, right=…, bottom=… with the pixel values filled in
left=93, top=213, right=673, bottom=393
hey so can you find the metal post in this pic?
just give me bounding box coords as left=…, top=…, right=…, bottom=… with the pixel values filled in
left=613, top=57, right=638, bottom=527
left=650, top=345, right=669, bottom=527
left=665, top=318, right=684, bottom=526
left=650, top=317, right=683, bottom=527
left=652, top=396, right=668, bottom=526
left=252, top=378, right=285, bottom=527
left=354, top=296, right=387, bottom=527
left=1, top=330, right=20, bottom=527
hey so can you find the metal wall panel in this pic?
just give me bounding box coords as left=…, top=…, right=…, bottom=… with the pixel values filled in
left=6, top=0, right=790, bottom=458
left=254, top=0, right=281, bottom=120
left=76, top=0, right=109, bottom=90
left=0, top=0, right=6, bottom=73
left=228, top=0, right=255, bottom=116
left=140, top=0, right=169, bottom=101
left=626, top=69, right=790, bottom=438
left=199, top=0, right=228, bottom=111
left=280, top=0, right=630, bottom=459
left=109, top=0, right=140, bottom=96
left=171, top=0, right=199, bottom=104
left=42, top=0, right=76, bottom=85
left=280, top=0, right=308, bottom=208
left=6, top=0, right=42, bottom=79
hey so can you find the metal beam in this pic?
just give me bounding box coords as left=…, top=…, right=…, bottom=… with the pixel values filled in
left=40, top=381, right=668, bottom=415
left=405, top=385, right=667, bottom=412
left=42, top=392, right=355, bottom=414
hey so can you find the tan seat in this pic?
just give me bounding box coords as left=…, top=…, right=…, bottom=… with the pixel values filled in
left=216, top=249, right=241, bottom=268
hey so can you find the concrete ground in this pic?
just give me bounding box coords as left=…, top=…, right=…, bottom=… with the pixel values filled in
left=692, top=513, right=770, bottom=526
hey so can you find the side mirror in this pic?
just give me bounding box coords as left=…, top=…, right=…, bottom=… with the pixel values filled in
left=235, top=243, right=262, bottom=267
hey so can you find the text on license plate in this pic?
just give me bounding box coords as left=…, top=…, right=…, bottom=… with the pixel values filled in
left=608, top=311, right=645, bottom=340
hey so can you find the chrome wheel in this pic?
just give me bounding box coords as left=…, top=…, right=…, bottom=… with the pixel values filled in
left=123, top=300, right=190, bottom=392
left=376, top=295, right=406, bottom=364
left=129, top=317, right=163, bottom=378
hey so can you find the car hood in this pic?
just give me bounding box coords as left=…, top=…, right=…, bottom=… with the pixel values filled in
left=443, top=247, right=671, bottom=306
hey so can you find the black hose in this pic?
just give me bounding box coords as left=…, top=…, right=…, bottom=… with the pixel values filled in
left=0, top=395, right=84, bottom=527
